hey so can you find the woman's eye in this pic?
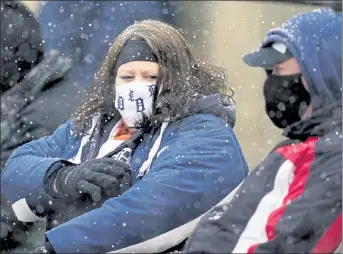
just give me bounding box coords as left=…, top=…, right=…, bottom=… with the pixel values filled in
left=120, top=75, right=134, bottom=80
left=147, top=75, right=158, bottom=80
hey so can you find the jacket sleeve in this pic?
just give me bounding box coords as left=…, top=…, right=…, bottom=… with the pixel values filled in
left=183, top=136, right=342, bottom=254
left=255, top=140, right=342, bottom=254
left=1, top=120, right=74, bottom=221
left=45, top=114, right=248, bottom=253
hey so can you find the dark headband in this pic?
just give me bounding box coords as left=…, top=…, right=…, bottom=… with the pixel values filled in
left=113, top=39, right=158, bottom=76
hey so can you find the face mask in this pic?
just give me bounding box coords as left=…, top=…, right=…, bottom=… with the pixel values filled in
left=115, top=81, right=157, bottom=128
left=263, top=73, right=311, bottom=128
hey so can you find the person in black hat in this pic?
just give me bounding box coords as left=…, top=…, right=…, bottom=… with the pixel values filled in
left=183, top=8, right=341, bottom=253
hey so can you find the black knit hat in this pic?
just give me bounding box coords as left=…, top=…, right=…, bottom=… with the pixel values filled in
left=1, top=1, right=44, bottom=92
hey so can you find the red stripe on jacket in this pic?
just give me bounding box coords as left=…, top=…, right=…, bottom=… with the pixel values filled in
left=311, top=213, right=342, bottom=254
left=248, top=137, right=320, bottom=253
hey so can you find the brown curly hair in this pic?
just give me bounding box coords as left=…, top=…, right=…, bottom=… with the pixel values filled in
left=73, top=20, right=233, bottom=135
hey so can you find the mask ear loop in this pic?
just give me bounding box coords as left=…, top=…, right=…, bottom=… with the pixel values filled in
left=155, top=82, right=164, bottom=108
left=150, top=80, right=164, bottom=122
left=136, top=82, right=171, bottom=178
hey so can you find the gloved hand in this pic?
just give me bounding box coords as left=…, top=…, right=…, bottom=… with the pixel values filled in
left=29, top=241, right=55, bottom=254
left=51, top=158, right=130, bottom=202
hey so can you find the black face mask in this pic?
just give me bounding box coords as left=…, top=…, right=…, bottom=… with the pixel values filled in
left=263, top=73, right=311, bottom=128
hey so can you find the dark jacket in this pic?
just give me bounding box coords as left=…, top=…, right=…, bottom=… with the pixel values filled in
left=0, top=50, right=86, bottom=251
left=2, top=94, right=248, bottom=253
left=1, top=50, right=85, bottom=169
left=183, top=8, right=342, bottom=253
left=1, top=2, right=85, bottom=251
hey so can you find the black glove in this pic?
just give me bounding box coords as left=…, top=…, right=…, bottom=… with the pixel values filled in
left=29, top=241, right=55, bottom=254
left=51, top=158, right=130, bottom=202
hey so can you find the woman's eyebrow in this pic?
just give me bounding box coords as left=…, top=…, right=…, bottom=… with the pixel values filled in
left=141, top=69, right=158, bottom=75
left=117, top=69, right=135, bottom=75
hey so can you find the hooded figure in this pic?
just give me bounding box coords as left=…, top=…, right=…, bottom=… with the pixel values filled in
left=183, top=8, right=342, bottom=253
left=0, top=1, right=85, bottom=251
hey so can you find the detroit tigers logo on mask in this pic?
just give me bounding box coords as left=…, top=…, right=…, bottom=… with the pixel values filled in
left=115, top=81, right=156, bottom=128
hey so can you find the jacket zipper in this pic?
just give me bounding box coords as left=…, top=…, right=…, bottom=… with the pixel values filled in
left=89, top=116, right=144, bottom=160
left=89, top=118, right=102, bottom=160
left=83, top=116, right=144, bottom=160
left=103, top=129, right=144, bottom=158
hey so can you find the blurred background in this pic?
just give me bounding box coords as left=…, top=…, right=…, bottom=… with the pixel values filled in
left=1, top=1, right=340, bottom=253
left=19, top=1, right=325, bottom=169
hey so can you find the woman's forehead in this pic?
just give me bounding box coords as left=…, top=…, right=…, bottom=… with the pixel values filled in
left=117, top=61, right=159, bottom=72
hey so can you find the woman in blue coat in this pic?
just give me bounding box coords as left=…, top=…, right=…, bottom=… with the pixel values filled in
left=1, top=20, right=248, bottom=253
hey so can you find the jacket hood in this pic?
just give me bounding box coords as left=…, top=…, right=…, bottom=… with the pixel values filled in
left=259, top=8, right=342, bottom=139
left=262, top=8, right=342, bottom=110
left=188, top=94, right=236, bottom=128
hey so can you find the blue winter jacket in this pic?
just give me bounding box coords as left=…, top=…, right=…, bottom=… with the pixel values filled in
left=1, top=95, right=248, bottom=253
